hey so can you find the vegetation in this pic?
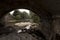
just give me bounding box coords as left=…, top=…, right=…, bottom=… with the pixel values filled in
left=10, top=9, right=40, bottom=23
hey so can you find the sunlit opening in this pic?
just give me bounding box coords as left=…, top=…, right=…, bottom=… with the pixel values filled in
left=18, top=9, right=30, bottom=15
left=10, top=9, right=30, bottom=16
left=4, top=9, right=40, bottom=32
left=10, top=10, right=14, bottom=15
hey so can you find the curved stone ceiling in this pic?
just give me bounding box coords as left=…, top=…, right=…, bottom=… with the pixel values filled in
left=0, top=0, right=60, bottom=16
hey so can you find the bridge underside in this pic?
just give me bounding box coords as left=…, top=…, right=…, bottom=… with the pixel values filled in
left=0, top=0, right=60, bottom=40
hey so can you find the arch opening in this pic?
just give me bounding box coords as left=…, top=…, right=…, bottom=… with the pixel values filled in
left=3, top=9, right=40, bottom=30
left=0, top=9, right=46, bottom=40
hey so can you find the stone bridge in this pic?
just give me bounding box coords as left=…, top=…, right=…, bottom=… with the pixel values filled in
left=0, top=0, right=60, bottom=40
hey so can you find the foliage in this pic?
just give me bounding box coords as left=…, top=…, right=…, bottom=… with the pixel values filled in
left=12, top=10, right=30, bottom=21
left=11, top=9, right=40, bottom=23
left=30, top=12, right=40, bottom=23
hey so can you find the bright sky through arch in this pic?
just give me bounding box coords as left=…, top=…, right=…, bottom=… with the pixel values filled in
left=18, top=9, right=30, bottom=15
left=10, top=10, right=14, bottom=15
left=10, top=9, right=30, bottom=15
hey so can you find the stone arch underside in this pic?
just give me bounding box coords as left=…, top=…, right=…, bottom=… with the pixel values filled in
left=0, top=0, right=53, bottom=40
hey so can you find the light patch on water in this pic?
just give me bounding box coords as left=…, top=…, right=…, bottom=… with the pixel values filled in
left=25, top=25, right=31, bottom=29
left=17, top=30, right=22, bottom=33
left=14, top=22, right=31, bottom=27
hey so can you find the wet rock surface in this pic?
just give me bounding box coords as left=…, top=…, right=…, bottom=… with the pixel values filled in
left=0, top=32, right=39, bottom=40
left=0, top=26, right=46, bottom=40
